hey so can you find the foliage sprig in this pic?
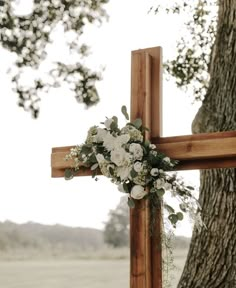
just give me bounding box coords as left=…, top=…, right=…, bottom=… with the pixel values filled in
left=65, top=106, right=203, bottom=229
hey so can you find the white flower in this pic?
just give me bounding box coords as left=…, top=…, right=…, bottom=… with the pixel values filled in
left=151, top=150, right=157, bottom=156
left=129, top=143, right=143, bottom=160
left=155, top=178, right=165, bottom=189
left=164, top=182, right=172, bottom=190
left=133, top=161, right=143, bottom=173
left=103, top=133, right=130, bottom=151
left=117, top=166, right=132, bottom=180
left=163, top=157, right=171, bottom=163
left=114, top=134, right=130, bottom=149
left=150, top=168, right=159, bottom=177
left=94, top=128, right=107, bottom=143
left=104, top=118, right=114, bottom=129
left=131, top=185, right=147, bottom=199
left=103, top=133, right=116, bottom=151
left=149, top=144, right=156, bottom=150
left=110, top=148, right=130, bottom=166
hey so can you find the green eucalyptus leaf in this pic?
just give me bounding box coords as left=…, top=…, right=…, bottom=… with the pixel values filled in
left=65, top=169, right=74, bottom=180
left=123, top=182, right=129, bottom=193
left=156, top=188, right=165, bottom=197
left=109, top=166, right=114, bottom=176
left=187, top=186, right=194, bottom=190
left=121, top=105, right=129, bottom=120
left=130, top=169, right=138, bottom=178
left=112, top=116, right=118, bottom=124
left=164, top=204, right=175, bottom=214
left=176, top=212, right=184, bottom=221
left=142, top=126, right=150, bottom=132
left=179, top=203, right=187, bottom=212
left=168, top=214, right=178, bottom=225
left=144, top=140, right=151, bottom=147
left=91, top=163, right=99, bottom=171
left=110, top=121, right=118, bottom=131
left=92, top=169, right=97, bottom=178
left=128, top=197, right=135, bottom=208
left=81, top=144, right=92, bottom=154
left=89, top=153, right=97, bottom=163
left=132, top=118, right=142, bottom=129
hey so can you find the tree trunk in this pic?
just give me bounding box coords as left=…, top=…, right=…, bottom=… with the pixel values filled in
left=178, top=1, right=236, bottom=287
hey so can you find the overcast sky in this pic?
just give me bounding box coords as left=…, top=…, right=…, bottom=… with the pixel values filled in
left=0, top=0, right=200, bottom=236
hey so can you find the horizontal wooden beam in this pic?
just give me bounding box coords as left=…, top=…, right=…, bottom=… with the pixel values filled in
left=51, top=131, right=236, bottom=177
left=51, top=147, right=100, bottom=178
left=153, top=130, right=236, bottom=170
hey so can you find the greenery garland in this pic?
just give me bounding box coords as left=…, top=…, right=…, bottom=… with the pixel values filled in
left=64, top=106, right=203, bottom=230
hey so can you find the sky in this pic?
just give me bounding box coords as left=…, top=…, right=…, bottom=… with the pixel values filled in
left=0, top=0, right=201, bottom=236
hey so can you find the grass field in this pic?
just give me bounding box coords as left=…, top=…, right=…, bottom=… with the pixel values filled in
left=0, top=260, right=129, bottom=288
left=0, top=250, right=187, bottom=288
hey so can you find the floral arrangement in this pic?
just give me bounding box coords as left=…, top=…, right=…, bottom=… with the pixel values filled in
left=65, top=106, right=202, bottom=229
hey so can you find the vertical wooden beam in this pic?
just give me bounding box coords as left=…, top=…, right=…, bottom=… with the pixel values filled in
left=130, top=47, right=163, bottom=288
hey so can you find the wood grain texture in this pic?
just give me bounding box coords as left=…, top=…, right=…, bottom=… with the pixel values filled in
left=51, top=130, right=236, bottom=177
left=130, top=47, right=162, bottom=288
left=154, top=131, right=236, bottom=160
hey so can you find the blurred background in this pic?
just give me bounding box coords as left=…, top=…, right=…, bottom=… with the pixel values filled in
left=0, top=0, right=202, bottom=287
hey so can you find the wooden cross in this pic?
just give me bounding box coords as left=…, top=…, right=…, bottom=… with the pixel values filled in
left=51, top=47, right=236, bottom=288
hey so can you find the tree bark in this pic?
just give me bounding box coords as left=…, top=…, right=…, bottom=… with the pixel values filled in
left=178, top=1, right=236, bottom=287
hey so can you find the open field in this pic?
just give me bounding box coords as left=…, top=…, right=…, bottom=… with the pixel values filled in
left=0, top=260, right=129, bottom=288
left=0, top=250, right=187, bottom=288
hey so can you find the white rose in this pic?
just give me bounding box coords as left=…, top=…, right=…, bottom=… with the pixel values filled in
left=155, top=178, right=165, bottom=189
left=104, top=118, right=114, bottom=129
left=133, top=161, right=143, bottom=173
left=131, top=185, right=147, bottom=200
left=150, top=168, right=159, bottom=177
left=111, top=148, right=130, bottom=166
left=129, top=143, right=143, bottom=160
left=103, top=133, right=116, bottom=151
left=114, top=134, right=130, bottom=149
left=94, top=128, right=107, bottom=143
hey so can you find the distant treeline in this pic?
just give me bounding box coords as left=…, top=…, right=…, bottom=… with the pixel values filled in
left=0, top=221, right=105, bottom=260
left=0, top=221, right=190, bottom=260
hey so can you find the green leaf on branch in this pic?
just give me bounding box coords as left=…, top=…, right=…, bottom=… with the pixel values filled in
left=156, top=188, right=165, bottom=197
left=132, top=118, right=142, bottom=129
left=109, top=166, right=114, bottom=176
left=123, top=182, right=129, bottom=193
left=177, top=212, right=184, bottom=221
left=164, top=204, right=175, bottom=214
left=179, top=203, right=187, bottom=212
left=144, top=140, right=151, bottom=148
left=81, top=144, right=92, bottom=154
left=112, top=116, right=118, bottom=124
left=89, top=153, right=97, bottom=163
left=168, top=214, right=178, bottom=225
left=142, top=126, right=150, bottom=132
left=128, top=197, right=135, bottom=208
left=65, top=169, right=74, bottom=180
left=130, top=169, right=138, bottom=178
left=110, top=121, right=118, bottom=131
left=91, top=163, right=99, bottom=171
left=187, top=186, right=194, bottom=190
left=121, top=105, right=129, bottom=120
